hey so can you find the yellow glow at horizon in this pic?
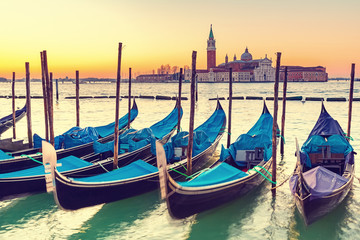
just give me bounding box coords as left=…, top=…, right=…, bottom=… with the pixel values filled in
left=1, top=0, right=360, bottom=79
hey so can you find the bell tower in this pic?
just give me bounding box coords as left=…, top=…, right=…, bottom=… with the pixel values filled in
left=207, top=24, right=216, bottom=70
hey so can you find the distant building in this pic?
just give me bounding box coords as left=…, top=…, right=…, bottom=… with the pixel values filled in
left=207, top=24, right=216, bottom=70
left=185, top=25, right=276, bottom=82
left=280, top=66, right=328, bottom=82
left=136, top=25, right=328, bottom=83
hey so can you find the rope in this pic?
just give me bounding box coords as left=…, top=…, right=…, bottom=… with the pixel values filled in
left=247, top=166, right=276, bottom=184
left=36, top=152, right=43, bottom=156
left=277, top=134, right=286, bottom=144
left=172, top=161, right=187, bottom=172
left=271, top=174, right=291, bottom=190
left=98, top=162, right=109, bottom=172
left=355, top=174, right=360, bottom=183
left=5, top=152, right=12, bottom=156
left=21, top=154, right=43, bottom=165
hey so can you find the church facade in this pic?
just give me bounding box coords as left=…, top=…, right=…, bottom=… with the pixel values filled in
left=184, top=25, right=276, bottom=82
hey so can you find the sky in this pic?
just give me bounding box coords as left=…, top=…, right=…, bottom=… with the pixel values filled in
left=1, top=0, right=360, bottom=79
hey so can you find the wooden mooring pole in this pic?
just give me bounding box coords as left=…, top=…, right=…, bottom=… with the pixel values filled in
left=113, top=42, right=122, bottom=170
left=40, top=52, right=49, bottom=141
left=280, top=66, right=288, bottom=155
left=49, top=72, right=54, bottom=145
left=76, top=70, right=80, bottom=127
left=25, top=62, right=33, bottom=148
left=12, top=72, right=16, bottom=139
left=227, top=68, right=233, bottom=148
left=11, top=72, right=16, bottom=139
left=56, top=79, right=59, bottom=102
left=187, top=51, right=197, bottom=176
left=272, top=52, right=281, bottom=196
left=195, top=75, right=198, bottom=102
left=128, top=68, right=131, bottom=129
left=177, top=68, right=183, bottom=133
left=43, top=51, right=54, bottom=146
left=347, top=63, right=355, bottom=142
left=50, top=72, right=54, bottom=107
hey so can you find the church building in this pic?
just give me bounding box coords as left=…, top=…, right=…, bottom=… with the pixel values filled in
left=184, top=25, right=276, bottom=82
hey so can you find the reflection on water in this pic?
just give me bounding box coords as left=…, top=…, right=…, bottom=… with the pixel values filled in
left=0, top=81, right=360, bottom=239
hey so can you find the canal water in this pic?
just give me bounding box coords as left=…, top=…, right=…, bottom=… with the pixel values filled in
left=0, top=81, right=359, bottom=239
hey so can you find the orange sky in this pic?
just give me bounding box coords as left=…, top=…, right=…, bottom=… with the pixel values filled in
left=1, top=0, right=360, bottom=79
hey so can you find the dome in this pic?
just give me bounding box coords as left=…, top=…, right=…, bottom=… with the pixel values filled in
left=241, top=47, right=252, bottom=61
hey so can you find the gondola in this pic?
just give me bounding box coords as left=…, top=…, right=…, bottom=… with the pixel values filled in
left=51, top=100, right=226, bottom=210
left=160, top=102, right=276, bottom=219
left=0, top=100, right=138, bottom=173
left=289, top=103, right=355, bottom=225
left=0, top=104, right=26, bottom=135
left=0, top=102, right=182, bottom=201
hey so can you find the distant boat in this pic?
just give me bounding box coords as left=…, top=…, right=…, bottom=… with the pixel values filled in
left=0, top=105, right=26, bottom=135
left=289, top=103, right=355, bottom=225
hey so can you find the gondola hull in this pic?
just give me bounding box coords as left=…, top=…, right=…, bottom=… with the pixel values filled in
left=0, top=105, right=26, bottom=135
left=0, top=131, right=174, bottom=201
left=0, top=102, right=139, bottom=173
left=0, top=134, right=114, bottom=174
left=165, top=159, right=272, bottom=219
left=294, top=174, right=353, bottom=225
left=290, top=103, right=355, bottom=225
left=52, top=100, right=226, bottom=210
left=54, top=134, right=224, bottom=210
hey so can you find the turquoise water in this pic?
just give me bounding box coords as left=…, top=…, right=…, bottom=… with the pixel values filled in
left=0, top=81, right=359, bottom=239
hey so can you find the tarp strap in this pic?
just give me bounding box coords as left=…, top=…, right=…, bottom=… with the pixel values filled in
left=173, top=161, right=187, bottom=172
left=169, top=167, right=189, bottom=178
left=21, top=154, right=43, bottom=165
left=220, top=130, right=231, bottom=136
left=277, top=133, right=285, bottom=144
left=344, top=135, right=354, bottom=141
left=172, top=127, right=182, bottom=132
left=36, top=152, right=43, bottom=155
left=186, top=168, right=210, bottom=180
left=253, top=165, right=272, bottom=177
left=248, top=166, right=276, bottom=184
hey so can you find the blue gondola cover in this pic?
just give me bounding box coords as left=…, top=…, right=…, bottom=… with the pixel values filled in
left=33, top=105, right=139, bottom=150
left=160, top=130, right=212, bottom=163
left=219, top=108, right=274, bottom=165
left=0, top=155, right=92, bottom=178
left=71, top=160, right=157, bottom=182
left=179, top=162, right=248, bottom=187
left=289, top=166, right=348, bottom=200
left=94, top=107, right=138, bottom=138
left=300, top=134, right=354, bottom=167
left=0, top=149, right=13, bottom=160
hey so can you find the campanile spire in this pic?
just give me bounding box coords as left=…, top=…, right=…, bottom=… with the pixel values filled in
left=207, top=24, right=216, bottom=70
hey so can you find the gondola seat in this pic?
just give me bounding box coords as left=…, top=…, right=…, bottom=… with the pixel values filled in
left=308, top=145, right=345, bottom=175
left=235, top=147, right=264, bottom=169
